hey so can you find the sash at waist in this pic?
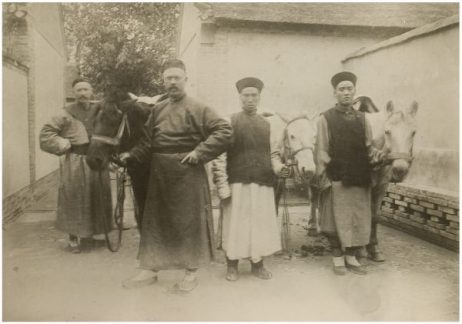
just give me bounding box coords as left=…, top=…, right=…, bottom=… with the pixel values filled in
left=69, top=144, right=89, bottom=156
left=151, top=146, right=195, bottom=154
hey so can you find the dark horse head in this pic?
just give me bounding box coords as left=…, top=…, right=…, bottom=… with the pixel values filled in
left=86, top=89, right=158, bottom=171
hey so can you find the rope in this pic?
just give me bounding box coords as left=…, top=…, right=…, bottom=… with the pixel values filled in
left=280, top=177, right=292, bottom=257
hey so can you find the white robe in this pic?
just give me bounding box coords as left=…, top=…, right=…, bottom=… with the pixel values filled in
left=212, top=116, right=284, bottom=260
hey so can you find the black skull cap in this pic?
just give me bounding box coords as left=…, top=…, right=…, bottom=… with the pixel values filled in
left=236, top=77, right=264, bottom=93
left=162, top=59, right=186, bottom=73
left=331, top=71, right=357, bottom=88
left=72, top=77, right=92, bottom=87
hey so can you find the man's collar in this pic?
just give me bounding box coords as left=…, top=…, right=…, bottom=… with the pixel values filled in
left=335, top=103, right=353, bottom=114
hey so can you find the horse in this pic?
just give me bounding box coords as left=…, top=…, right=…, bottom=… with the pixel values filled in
left=264, top=110, right=318, bottom=212
left=85, top=89, right=166, bottom=231
left=353, top=96, right=418, bottom=262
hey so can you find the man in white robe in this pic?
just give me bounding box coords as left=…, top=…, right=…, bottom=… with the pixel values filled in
left=212, top=77, right=290, bottom=281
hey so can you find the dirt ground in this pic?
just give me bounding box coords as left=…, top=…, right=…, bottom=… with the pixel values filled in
left=3, top=187, right=459, bottom=321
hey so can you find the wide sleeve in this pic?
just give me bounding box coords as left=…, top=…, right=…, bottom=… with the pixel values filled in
left=128, top=110, right=154, bottom=164
left=270, top=122, right=285, bottom=176
left=365, top=116, right=387, bottom=165
left=39, top=111, right=72, bottom=156
left=211, top=152, right=231, bottom=199
left=193, top=106, right=234, bottom=163
left=312, top=115, right=332, bottom=189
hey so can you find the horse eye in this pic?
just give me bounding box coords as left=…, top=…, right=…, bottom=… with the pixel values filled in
left=290, top=134, right=295, bottom=139
left=385, top=130, right=391, bottom=135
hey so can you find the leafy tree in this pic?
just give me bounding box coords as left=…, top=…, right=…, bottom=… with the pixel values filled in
left=62, top=3, right=180, bottom=96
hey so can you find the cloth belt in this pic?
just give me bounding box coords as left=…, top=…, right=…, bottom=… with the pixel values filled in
left=151, top=147, right=195, bottom=154
left=69, top=144, right=89, bottom=156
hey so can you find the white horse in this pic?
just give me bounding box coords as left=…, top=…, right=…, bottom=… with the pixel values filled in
left=353, top=96, right=418, bottom=262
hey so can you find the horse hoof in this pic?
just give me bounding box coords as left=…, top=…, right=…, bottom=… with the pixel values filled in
left=369, top=252, right=385, bottom=262
left=307, top=229, right=319, bottom=237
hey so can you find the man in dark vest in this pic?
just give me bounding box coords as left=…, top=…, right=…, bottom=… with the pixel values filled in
left=212, top=77, right=290, bottom=281
left=313, top=72, right=386, bottom=275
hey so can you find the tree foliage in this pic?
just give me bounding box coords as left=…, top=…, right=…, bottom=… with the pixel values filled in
left=62, top=3, right=180, bottom=96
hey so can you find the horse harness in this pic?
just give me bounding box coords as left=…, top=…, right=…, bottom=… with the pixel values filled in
left=91, top=112, right=131, bottom=149
left=91, top=112, right=132, bottom=252
left=280, top=115, right=314, bottom=169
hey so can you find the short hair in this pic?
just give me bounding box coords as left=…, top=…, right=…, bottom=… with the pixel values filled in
left=162, top=59, right=186, bottom=73
left=72, top=77, right=92, bottom=88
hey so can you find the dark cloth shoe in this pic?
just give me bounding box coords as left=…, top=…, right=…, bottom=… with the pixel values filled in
left=333, top=265, right=347, bottom=276
left=69, top=244, right=81, bottom=254
left=345, top=261, right=367, bottom=275
left=122, top=276, right=158, bottom=289
left=251, top=261, right=272, bottom=280
left=226, top=267, right=239, bottom=281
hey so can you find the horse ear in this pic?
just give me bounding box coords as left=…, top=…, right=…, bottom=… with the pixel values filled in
left=128, top=92, right=137, bottom=100
left=386, top=100, right=395, bottom=116
left=305, top=109, right=319, bottom=121
left=276, top=112, right=290, bottom=123
left=407, top=101, right=418, bottom=117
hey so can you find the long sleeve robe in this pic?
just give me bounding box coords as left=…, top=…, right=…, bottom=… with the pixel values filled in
left=314, top=107, right=386, bottom=247
left=39, top=102, right=112, bottom=238
left=130, top=94, right=233, bottom=271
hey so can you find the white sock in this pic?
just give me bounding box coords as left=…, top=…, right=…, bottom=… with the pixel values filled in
left=345, top=255, right=361, bottom=266
left=69, top=237, right=80, bottom=246
left=184, top=270, right=197, bottom=281
left=333, top=256, right=345, bottom=267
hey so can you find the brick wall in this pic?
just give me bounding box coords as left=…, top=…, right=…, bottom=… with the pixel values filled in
left=380, top=183, right=459, bottom=252
left=3, top=170, right=59, bottom=226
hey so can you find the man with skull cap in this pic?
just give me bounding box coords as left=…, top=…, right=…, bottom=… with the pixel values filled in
left=313, top=72, right=386, bottom=275
left=39, top=77, right=113, bottom=253
left=212, top=77, right=290, bottom=281
left=119, top=59, right=233, bottom=292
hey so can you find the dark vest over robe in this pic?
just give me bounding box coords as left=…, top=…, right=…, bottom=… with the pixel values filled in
left=323, top=106, right=371, bottom=187
left=227, top=111, right=274, bottom=187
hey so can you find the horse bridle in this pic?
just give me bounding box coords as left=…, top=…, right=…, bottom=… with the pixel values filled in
left=281, top=115, right=314, bottom=167
left=91, top=112, right=131, bottom=166
left=91, top=113, right=130, bottom=147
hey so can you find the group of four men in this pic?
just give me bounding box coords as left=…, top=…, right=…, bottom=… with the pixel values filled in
left=40, top=59, right=386, bottom=293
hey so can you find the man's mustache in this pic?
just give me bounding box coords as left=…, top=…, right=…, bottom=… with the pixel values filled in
left=168, top=86, right=179, bottom=91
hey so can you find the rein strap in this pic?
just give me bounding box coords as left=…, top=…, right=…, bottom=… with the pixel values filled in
left=91, top=113, right=129, bottom=147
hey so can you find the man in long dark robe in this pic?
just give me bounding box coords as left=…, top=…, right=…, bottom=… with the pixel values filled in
left=314, top=72, right=386, bottom=276
left=119, top=59, right=233, bottom=292
left=39, top=78, right=112, bottom=253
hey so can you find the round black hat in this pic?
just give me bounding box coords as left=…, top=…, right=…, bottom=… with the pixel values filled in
left=331, top=71, right=357, bottom=88
left=72, top=77, right=92, bottom=87
left=162, top=59, right=186, bottom=73
left=236, top=77, right=264, bottom=93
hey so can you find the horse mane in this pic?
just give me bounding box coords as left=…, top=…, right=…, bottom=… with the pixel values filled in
left=100, top=89, right=132, bottom=124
